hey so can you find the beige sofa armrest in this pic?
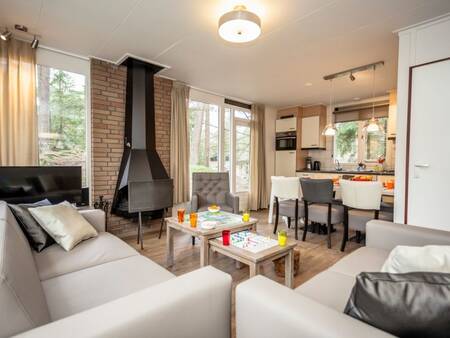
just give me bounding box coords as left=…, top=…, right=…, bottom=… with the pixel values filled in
left=17, top=266, right=231, bottom=338
left=366, top=220, right=450, bottom=251
left=236, top=276, right=393, bottom=338
left=79, top=209, right=105, bottom=232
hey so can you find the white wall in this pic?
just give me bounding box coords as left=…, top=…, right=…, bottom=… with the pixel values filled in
left=394, top=13, right=450, bottom=223
left=265, top=106, right=277, bottom=204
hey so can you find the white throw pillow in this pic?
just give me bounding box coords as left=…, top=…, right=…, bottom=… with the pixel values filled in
left=29, top=201, right=98, bottom=251
left=381, top=245, right=450, bottom=273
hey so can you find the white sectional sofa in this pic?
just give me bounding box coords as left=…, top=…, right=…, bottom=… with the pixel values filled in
left=236, top=220, right=450, bottom=338
left=0, top=201, right=232, bottom=338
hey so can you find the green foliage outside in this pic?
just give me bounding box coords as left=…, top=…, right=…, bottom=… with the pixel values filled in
left=37, top=66, right=86, bottom=184
left=335, top=121, right=358, bottom=163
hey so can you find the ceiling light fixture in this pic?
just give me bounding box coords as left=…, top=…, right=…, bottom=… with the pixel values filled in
left=31, top=35, right=39, bottom=49
left=218, top=5, right=261, bottom=43
left=364, top=65, right=383, bottom=133
left=0, top=29, right=12, bottom=41
left=322, top=79, right=337, bottom=137
left=349, top=72, right=356, bottom=81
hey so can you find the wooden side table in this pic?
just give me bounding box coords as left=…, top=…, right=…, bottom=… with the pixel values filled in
left=209, top=237, right=296, bottom=288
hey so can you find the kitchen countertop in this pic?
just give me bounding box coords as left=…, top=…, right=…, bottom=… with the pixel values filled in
left=296, top=169, right=395, bottom=176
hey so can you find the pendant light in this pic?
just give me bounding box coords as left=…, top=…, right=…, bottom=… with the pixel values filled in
left=364, top=65, right=382, bottom=133
left=322, top=79, right=337, bottom=136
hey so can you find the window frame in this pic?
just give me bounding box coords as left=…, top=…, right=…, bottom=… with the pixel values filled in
left=35, top=48, right=91, bottom=194
left=333, top=119, right=387, bottom=165
left=188, top=89, right=252, bottom=193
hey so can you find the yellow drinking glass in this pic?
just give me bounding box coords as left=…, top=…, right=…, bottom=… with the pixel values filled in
left=278, top=231, right=287, bottom=247
left=189, top=212, right=198, bottom=228
left=242, top=211, right=250, bottom=222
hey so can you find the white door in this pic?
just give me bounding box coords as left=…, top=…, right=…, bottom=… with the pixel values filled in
left=275, top=151, right=296, bottom=177
left=407, top=59, right=450, bottom=230
left=301, top=116, right=320, bottom=148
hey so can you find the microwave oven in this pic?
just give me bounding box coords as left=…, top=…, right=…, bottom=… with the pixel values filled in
left=276, top=131, right=296, bottom=151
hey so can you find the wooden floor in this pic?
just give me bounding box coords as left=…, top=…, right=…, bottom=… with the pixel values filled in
left=124, top=209, right=362, bottom=336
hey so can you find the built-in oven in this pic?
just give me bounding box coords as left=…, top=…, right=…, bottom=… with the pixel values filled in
left=276, top=131, right=297, bottom=151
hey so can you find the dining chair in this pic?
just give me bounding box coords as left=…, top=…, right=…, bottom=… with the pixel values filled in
left=300, top=179, right=344, bottom=249
left=272, top=177, right=304, bottom=240
left=340, top=180, right=390, bottom=251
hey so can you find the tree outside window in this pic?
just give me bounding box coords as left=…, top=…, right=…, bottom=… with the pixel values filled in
left=36, top=65, right=87, bottom=185
left=334, top=117, right=387, bottom=164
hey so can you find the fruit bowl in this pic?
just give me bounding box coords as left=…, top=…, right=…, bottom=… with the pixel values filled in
left=208, top=205, right=221, bottom=213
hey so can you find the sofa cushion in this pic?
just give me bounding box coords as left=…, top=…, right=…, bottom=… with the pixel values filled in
left=296, top=270, right=356, bottom=311
left=42, top=255, right=175, bottom=321
left=8, top=199, right=55, bottom=252
left=34, top=232, right=138, bottom=281
left=0, top=201, right=51, bottom=337
left=29, top=201, right=98, bottom=251
left=344, top=272, right=450, bottom=338
left=329, top=247, right=390, bottom=277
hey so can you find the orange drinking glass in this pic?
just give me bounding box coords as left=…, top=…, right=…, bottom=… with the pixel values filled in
left=177, top=208, right=185, bottom=223
left=190, top=213, right=198, bottom=228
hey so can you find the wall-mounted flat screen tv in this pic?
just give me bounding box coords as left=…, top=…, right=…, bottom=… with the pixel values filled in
left=0, top=166, right=82, bottom=205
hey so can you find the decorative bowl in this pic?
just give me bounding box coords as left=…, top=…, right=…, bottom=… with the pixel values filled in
left=208, top=205, right=221, bottom=213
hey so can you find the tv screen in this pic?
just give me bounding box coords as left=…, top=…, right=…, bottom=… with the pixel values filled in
left=0, top=166, right=82, bottom=205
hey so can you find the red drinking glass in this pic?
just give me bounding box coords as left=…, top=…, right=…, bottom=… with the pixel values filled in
left=222, top=230, right=231, bottom=246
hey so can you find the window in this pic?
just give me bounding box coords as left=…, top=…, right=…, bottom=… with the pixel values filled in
left=36, top=65, right=88, bottom=185
left=334, top=117, right=387, bottom=164
left=188, top=91, right=252, bottom=193
left=188, top=101, right=220, bottom=173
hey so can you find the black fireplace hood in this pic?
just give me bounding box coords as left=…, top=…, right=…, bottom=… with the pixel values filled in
left=112, top=57, right=173, bottom=217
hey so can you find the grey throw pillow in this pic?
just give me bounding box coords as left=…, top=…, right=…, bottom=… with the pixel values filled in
left=344, top=272, right=450, bottom=338
left=8, top=199, right=55, bottom=252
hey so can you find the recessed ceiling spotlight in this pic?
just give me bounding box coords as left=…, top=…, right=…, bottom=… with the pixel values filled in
left=0, top=29, right=12, bottom=41
left=349, top=72, right=356, bottom=81
left=218, top=5, right=261, bottom=43
left=353, top=97, right=360, bottom=101
left=31, top=35, right=39, bottom=49
left=304, top=82, right=313, bottom=87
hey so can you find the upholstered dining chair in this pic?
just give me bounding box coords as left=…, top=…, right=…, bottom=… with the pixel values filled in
left=272, top=177, right=304, bottom=240
left=191, top=172, right=239, bottom=213
left=300, top=179, right=344, bottom=249
left=340, top=180, right=391, bottom=251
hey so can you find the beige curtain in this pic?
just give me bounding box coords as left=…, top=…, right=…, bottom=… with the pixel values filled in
left=0, top=39, right=38, bottom=165
left=170, top=82, right=190, bottom=204
left=249, top=104, right=268, bottom=210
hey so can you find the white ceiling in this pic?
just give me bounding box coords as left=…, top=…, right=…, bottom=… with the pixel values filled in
left=1, top=0, right=450, bottom=107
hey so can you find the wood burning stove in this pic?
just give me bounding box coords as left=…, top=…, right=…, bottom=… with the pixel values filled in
left=112, top=57, right=173, bottom=249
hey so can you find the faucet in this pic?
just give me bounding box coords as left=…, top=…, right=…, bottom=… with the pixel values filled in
left=335, top=159, right=342, bottom=171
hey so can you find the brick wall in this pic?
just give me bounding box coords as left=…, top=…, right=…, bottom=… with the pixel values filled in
left=90, top=58, right=172, bottom=236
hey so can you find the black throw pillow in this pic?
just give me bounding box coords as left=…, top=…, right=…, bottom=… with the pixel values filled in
left=344, top=272, right=450, bottom=338
left=8, top=199, right=55, bottom=252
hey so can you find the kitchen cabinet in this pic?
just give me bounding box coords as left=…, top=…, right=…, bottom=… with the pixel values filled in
left=300, top=105, right=326, bottom=150
left=275, top=150, right=296, bottom=177
left=301, top=116, right=323, bottom=148
left=387, top=90, right=397, bottom=138
left=276, top=117, right=297, bottom=132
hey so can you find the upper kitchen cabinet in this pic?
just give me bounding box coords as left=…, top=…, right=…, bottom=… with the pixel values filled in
left=387, top=89, right=397, bottom=139
left=276, top=117, right=297, bottom=132
left=300, top=105, right=327, bottom=149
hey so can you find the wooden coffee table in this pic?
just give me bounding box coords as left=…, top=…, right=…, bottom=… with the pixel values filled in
left=209, top=235, right=297, bottom=288
left=165, top=211, right=257, bottom=268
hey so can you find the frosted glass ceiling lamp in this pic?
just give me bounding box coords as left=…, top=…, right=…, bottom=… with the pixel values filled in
left=363, top=66, right=383, bottom=133
left=322, top=79, right=337, bottom=136
left=366, top=117, right=380, bottom=132
left=323, top=124, right=337, bottom=136
left=218, top=5, right=261, bottom=43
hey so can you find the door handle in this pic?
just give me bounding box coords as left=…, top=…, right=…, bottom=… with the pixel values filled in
left=414, top=164, right=429, bottom=168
